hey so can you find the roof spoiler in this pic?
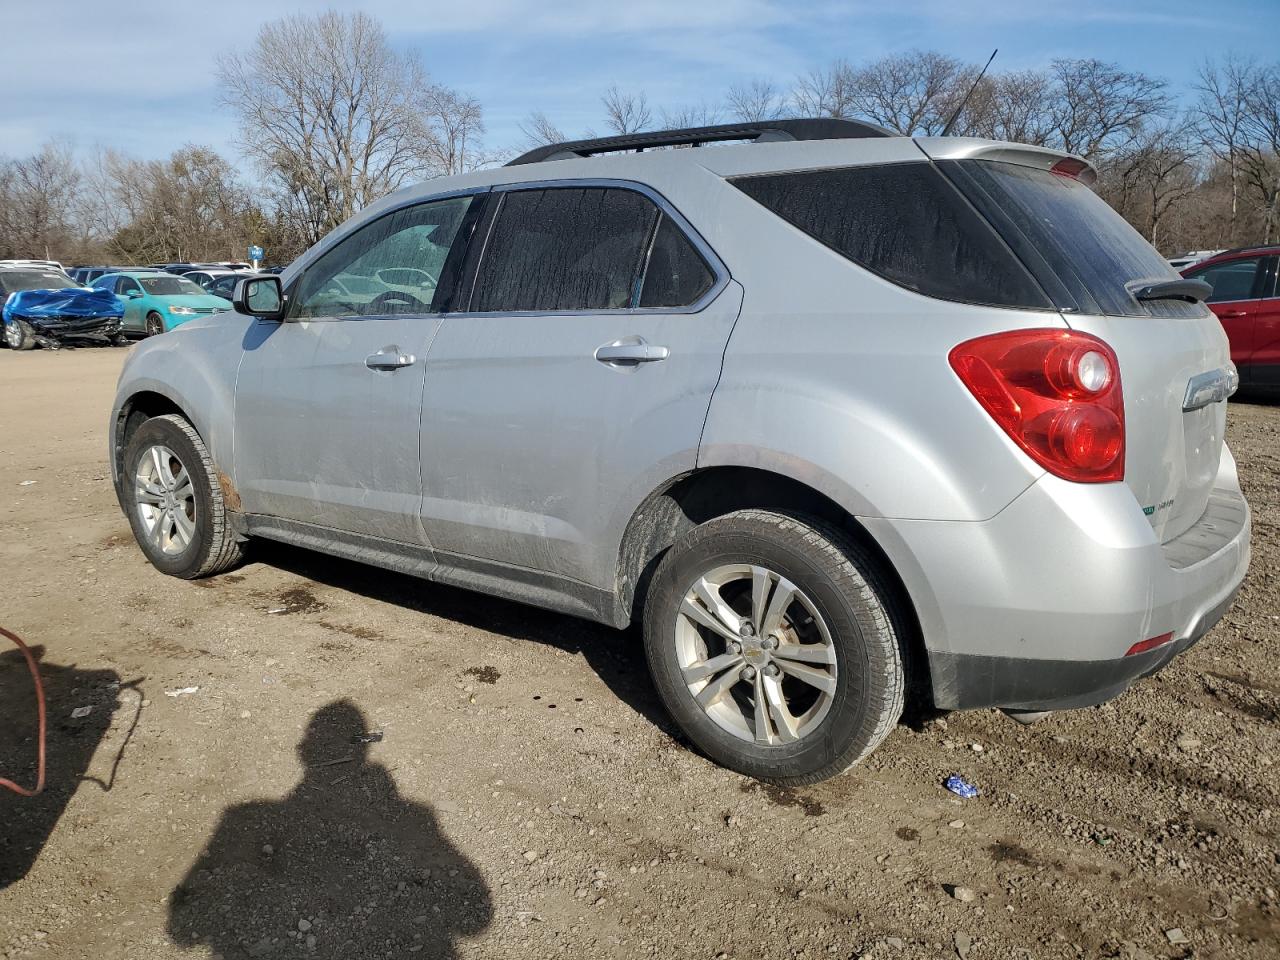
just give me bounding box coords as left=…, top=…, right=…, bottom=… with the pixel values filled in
left=915, top=138, right=1098, bottom=187
left=507, top=118, right=897, bottom=166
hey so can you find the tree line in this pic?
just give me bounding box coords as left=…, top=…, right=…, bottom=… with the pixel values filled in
left=1, top=10, right=1276, bottom=267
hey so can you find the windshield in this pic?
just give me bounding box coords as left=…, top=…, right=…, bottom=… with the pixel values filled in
left=946, top=160, right=1205, bottom=319
left=0, top=269, right=77, bottom=294
left=140, top=276, right=205, bottom=296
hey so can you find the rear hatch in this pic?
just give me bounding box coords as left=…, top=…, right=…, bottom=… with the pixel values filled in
left=922, top=140, right=1231, bottom=543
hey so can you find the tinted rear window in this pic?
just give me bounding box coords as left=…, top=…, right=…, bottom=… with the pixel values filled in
left=946, top=160, right=1204, bottom=319
left=731, top=163, right=1051, bottom=310
left=639, top=216, right=715, bottom=308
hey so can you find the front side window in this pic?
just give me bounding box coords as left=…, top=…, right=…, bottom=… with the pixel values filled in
left=732, top=163, right=1052, bottom=310
left=1187, top=258, right=1262, bottom=303
left=290, top=195, right=475, bottom=319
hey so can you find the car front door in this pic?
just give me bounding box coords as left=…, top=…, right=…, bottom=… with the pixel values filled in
left=233, top=193, right=482, bottom=543
left=1187, top=255, right=1265, bottom=384
left=419, top=183, right=741, bottom=592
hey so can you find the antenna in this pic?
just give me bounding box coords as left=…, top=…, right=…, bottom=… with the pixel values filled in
left=941, top=49, right=998, bottom=138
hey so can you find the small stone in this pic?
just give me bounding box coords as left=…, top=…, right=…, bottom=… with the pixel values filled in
left=1165, top=928, right=1189, bottom=945
left=297, top=919, right=311, bottom=933
left=950, top=886, right=977, bottom=903
left=240, top=710, right=252, bottom=719
left=141, top=699, right=151, bottom=707
left=970, top=743, right=984, bottom=752
left=593, top=897, right=607, bottom=906
left=575, top=887, right=590, bottom=899
left=954, top=931, right=972, bottom=959
left=884, top=937, right=905, bottom=949
left=522, top=850, right=540, bottom=863
left=949, top=820, right=965, bottom=828
left=262, top=844, right=274, bottom=856
left=1177, top=736, right=1202, bottom=750
left=305, top=935, right=316, bottom=950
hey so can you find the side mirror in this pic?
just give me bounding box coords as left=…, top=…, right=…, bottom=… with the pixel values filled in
left=126, top=289, right=143, bottom=299
left=234, top=276, right=285, bottom=320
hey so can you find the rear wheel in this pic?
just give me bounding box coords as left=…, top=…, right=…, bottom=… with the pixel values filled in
left=145, top=312, right=166, bottom=337
left=123, top=414, right=244, bottom=578
left=4, top=318, right=36, bottom=350
left=643, top=510, right=905, bottom=785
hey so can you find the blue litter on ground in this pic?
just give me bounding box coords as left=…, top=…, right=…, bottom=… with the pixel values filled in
left=944, top=775, right=979, bottom=799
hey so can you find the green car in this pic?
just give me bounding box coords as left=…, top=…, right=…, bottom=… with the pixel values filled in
left=91, top=271, right=232, bottom=336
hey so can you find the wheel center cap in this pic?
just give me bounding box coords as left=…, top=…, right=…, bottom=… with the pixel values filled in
left=741, top=638, right=767, bottom=663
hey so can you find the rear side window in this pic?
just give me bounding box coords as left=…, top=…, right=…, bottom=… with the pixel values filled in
left=474, top=188, right=657, bottom=312
left=731, top=164, right=1051, bottom=310
left=639, top=216, right=715, bottom=307
left=1187, top=258, right=1262, bottom=303
left=947, top=160, right=1205, bottom=319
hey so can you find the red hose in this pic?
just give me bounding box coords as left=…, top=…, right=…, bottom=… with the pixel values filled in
left=0, top=627, right=46, bottom=797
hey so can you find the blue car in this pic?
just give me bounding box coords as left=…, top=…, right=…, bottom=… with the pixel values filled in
left=1, top=265, right=125, bottom=350
left=92, top=272, right=232, bottom=337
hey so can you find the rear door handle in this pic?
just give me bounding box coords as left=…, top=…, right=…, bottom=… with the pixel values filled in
left=365, top=346, right=416, bottom=371
left=1219, top=310, right=1249, bottom=318
left=594, top=339, right=670, bottom=366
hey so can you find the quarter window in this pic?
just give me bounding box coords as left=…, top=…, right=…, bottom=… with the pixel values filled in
left=1190, top=258, right=1262, bottom=303
left=732, top=163, right=1051, bottom=310
left=290, top=195, right=475, bottom=319
left=639, top=216, right=715, bottom=308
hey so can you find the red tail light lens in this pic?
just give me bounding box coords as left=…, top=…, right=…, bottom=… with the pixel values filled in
left=950, top=329, right=1124, bottom=483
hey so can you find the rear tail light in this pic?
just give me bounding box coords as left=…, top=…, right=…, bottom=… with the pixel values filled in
left=1050, top=157, right=1090, bottom=180
left=950, top=329, right=1125, bottom=483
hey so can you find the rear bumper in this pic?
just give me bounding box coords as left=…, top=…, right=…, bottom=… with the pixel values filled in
left=863, top=448, right=1251, bottom=712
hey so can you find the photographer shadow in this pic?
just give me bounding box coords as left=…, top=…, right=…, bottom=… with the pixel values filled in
left=168, top=700, right=491, bottom=959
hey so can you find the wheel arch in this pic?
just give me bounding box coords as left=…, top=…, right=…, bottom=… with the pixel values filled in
left=614, top=464, right=932, bottom=703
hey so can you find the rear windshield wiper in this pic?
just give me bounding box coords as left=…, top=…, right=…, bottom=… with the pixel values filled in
left=1128, top=278, right=1212, bottom=304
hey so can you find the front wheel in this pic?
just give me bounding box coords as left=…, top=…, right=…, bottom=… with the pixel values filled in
left=4, top=318, right=36, bottom=350
left=122, top=414, right=244, bottom=578
left=643, top=510, right=905, bottom=785
left=145, top=312, right=166, bottom=337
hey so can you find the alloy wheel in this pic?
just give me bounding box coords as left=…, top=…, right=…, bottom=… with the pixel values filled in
left=134, top=444, right=196, bottom=555
left=674, top=563, right=837, bottom=745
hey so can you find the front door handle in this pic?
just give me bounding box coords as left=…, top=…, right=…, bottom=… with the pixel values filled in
left=594, top=339, right=670, bottom=366
left=365, top=346, right=416, bottom=371
left=1219, top=310, right=1249, bottom=318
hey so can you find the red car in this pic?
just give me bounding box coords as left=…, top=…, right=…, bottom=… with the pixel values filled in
left=1182, top=246, right=1280, bottom=391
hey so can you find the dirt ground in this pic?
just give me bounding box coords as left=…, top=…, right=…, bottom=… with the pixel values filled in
left=0, top=346, right=1276, bottom=960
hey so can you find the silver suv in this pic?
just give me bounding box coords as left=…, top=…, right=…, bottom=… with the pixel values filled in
left=110, top=120, right=1251, bottom=784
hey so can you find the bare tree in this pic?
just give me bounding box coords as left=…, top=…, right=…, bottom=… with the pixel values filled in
left=218, top=11, right=483, bottom=244
left=790, top=61, right=857, bottom=119
left=1194, top=56, right=1254, bottom=231
left=602, top=86, right=653, bottom=134
left=844, top=51, right=972, bottom=135
left=519, top=111, right=567, bottom=148
left=1046, top=58, right=1170, bottom=159
left=0, top=141, right=82, bottom=261
left=959, top=70, right=1056, bottom=144
left=422, top=87, right=487, bottom=175
left=1098, top=121, right=1200, bottom=247
left=726, top=79, right=789, bottom=122
left=660, top=102, right=723, bottom=129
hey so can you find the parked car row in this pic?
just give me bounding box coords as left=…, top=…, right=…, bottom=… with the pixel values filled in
left=2, top=263, right=239, bottom=349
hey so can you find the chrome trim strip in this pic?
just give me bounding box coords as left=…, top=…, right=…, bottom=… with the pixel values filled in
left=1183, top=365, right=1240, bottom=411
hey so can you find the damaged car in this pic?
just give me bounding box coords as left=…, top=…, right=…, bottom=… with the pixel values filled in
left=1, top=265, right=125, bottom=350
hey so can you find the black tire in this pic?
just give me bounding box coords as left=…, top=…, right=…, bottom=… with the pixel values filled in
left=5, top=318, right=36, bottom=350
left=643, top=509, right=905, bottom=785
left=145, top=312, right=166, bottom=337
left=122, top=413, right=244, bottom=579
left=110, top=332, right=130, bottom=347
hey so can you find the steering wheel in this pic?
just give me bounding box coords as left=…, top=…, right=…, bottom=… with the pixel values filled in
left=369, top=290, right=431, bottom=312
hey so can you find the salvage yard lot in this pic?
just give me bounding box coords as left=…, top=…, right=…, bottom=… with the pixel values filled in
left=1, top=347, right=1277, bottom=960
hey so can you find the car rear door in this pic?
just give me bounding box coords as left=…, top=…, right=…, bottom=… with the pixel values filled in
left=418, top=183, right=741, bottom=591
left=1248, top=256, right=1280, bottom=389
left=233, top=193, right=482, bottom=544
left=1184, top=255, right=1266, bottom=385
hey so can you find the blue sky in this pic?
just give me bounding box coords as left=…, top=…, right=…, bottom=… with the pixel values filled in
left=3, top=0, right=1277, bottom=164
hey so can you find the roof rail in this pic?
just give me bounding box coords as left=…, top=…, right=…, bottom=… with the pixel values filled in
left=506, top=118, right=896, bottom=166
